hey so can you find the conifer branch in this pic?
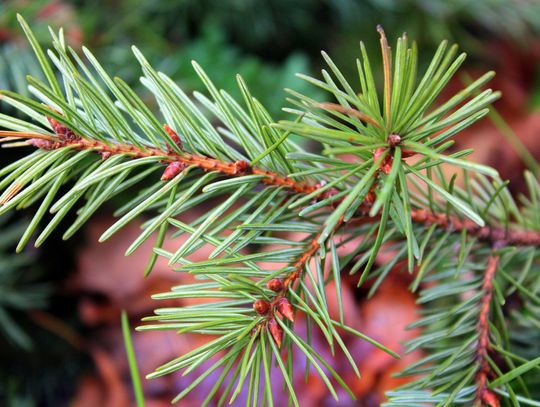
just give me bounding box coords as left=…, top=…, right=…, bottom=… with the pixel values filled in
left=282, top=228, right=325, bottom=290
left=2, top=17, right=540, bottom=405
left=0, top=127, right=319, bottom=195
left=4, top=130, right=540, bottom=258
left=6, top=127, right=540, bottom=248
left=250, top=217, right=345, bottom=347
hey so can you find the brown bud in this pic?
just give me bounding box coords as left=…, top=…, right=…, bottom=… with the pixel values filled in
left=382, top=160, right=393, bottom=174
left=101, top=151, right=111, bottom=160
left=268, top=318, right=283, bottom=348
left=234, top=160, right=250, bottom=174
left=276, top=298, right=294, bottom=322
left=253, top=299, right=270, bottom=315
left=63, top=129, right=80, bottom=142
left=481, top=390, right=500, bottom=407
left=387, top=133, right=401, bottom=147
left=267, top=278, right=284, bottom=292
left=46, top=116, right=80, bottom=142
left=161, top=161, right=185, bottom=180
left=163, top=123, right=183, bottom=149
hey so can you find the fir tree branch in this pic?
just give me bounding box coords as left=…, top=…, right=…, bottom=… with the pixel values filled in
left=0, top=127, right=319, bottom=195
left=2, top=18, right=540, bottom=405
left=282, top=221, right=333, bottom=290
left=475, top=253, right=500, bottom=407
left=4, top=125, right=540, bottom=249
left=252, top=217, right=345, bottom=347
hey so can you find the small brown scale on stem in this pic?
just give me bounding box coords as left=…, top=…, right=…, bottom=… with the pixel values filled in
left=100, top=151, right=111, bottom=160
left=161, top=161, right=186, bottom=180
left=29, top=137, right=61, bottom=150
left=253, top=299, right=271, bottom=316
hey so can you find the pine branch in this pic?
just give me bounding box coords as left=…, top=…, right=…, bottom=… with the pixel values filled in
left=384, top=240, right=540, bottom=406
left=253, top=216, right=345, bottom=347
left=0, top=125, right=318, bottom=195
left=1, top=16, right=540, bottom=405
left=5, top=126, right=540, bottom=249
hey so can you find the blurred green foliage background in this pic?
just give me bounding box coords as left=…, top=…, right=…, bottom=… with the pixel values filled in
left=2, top=0, right=540, bottom=116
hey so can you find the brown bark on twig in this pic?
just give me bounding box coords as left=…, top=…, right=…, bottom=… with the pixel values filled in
left=474, top=254, right=500, bottom=407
